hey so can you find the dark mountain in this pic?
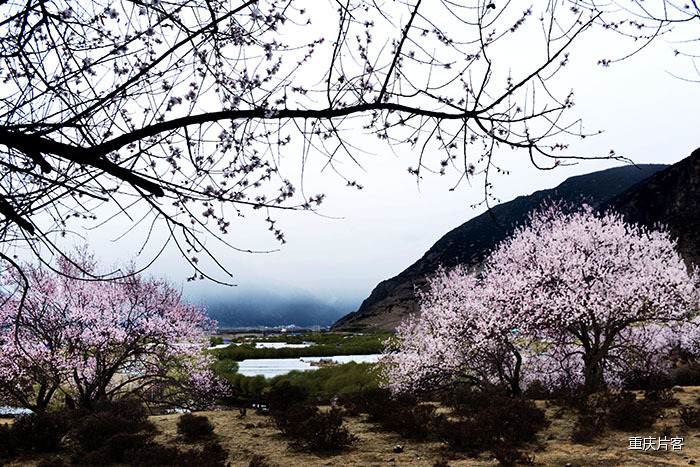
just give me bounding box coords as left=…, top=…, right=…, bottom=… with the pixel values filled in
left=601, top=148, right=700, bottom=269
left=333, top=162, right=672, bottom=331
left=204, top=290, right=354, bottom=328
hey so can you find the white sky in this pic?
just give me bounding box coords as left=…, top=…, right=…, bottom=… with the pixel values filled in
left=79, top=4, right=700, bottom=309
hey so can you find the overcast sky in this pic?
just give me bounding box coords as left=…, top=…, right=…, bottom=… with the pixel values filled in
left=79, top=5, right=699, bottom=313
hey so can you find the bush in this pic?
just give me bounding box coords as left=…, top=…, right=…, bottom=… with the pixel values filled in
left=438, top=394, right=548, bottom=455
left=0, top=423, right=19, bottom=461
left=679, top=406, right=700, bottom=428
left=673, top=365, right=700, bottom=386
left=249, top=454, right=272, bottom=467
left=181, top=442, right=228, bottom=467
left=344, top=387, right=397, bottom=420
left=73, top=411, right=155, bottom=453
left=37, top=456, right=67, bottom=467
left=73, top=433, right=151, bottom=466
left=643, top=388, right=678, bottom=409
left=12, top=411, right=71, bottom=453
left=271, top=402, right=319, bottom=438
left=522, top=380, right=550, bottom=400
left=266, top=381, right=309, bottom=410
left=622, top=367, right=673, bottom=391
left=551, top=385, right=592, bottom=413
left=287, top=407, right=356, bottom=453
left=270, top=362, right=379, bottom=402
left=377, top=403, right=443, bottom=439
left=126, top=442, right=228, bottom=467
left=491, top=443, right=533, bottom=466
left=571, top=414, right=606, bottom=444
left=440, top=385, right=503, bottom=413
left=338, top=387, right=441, bottom=439
left=342, top=387, right=419, bottom=421
left=436, top=419, right=486, bottom=456
left=473, top=397, right=548, bottom=445
left=92, top=397, right=149, bottom=421
left=606, top=391, right=660, bottom=430
left=270, top=402, right=355, bottom=452
left=126, top=443, right=181, bottom=467
left=177, top=413, right=215, bottom=440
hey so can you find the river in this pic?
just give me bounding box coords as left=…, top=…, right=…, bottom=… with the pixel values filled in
left=237, top=354, right=382, bottom=378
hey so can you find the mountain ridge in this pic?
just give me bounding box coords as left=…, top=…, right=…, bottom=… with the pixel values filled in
left=333, top=162, right=674, bottom=331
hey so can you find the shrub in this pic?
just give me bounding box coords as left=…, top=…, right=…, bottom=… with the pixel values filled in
left=339, top=387, right=441, bottom=439
left=607, top=391, right=660, bottom=430
left=673, top=365, right=700, bottom=386
left=679, top=406, right=700, bottom=428
left=643, top=388, right=678, bottom=409
left=0, top=423, right=19, bottom=461
left=491, top=443, right=533, bottom=466
left=522, top=380, right=550, bottom=400
left=12, top=411, right=71, bottom=453
left=92, top=397, right=149, bottom=421
left=268, top=362, right=379, bottom=403
left=271, top=402, right=355, bottom=452
left=75, top=432, right=151, bottom=465
left=266, top=381, right=309, bottom=410
left=620, top=364, right=674, bottom=391
left=377, top=403, right=443, bottom=439
left=571, top=414, right=606, bottom=444
left=438, top=394, right=548, bottom=455
left=271, top=403, right=319, bottom=438
left=551, top=385, right=592, bottom=413
left=76, top=438, right=228, bottom=467
left=436, top=419, right=486, bottom=456
left=346, top=387, right=421, bottom=421
left=73, top=411, right=155, bottom=453
left=440, top=385, right=502, bottom=413
left=127, top=443, right=228, bottom=467
left=249, top=454, right=272, bottom=467
left=37, top=456, right=67, bottom=467
left=287, top=407, right=356, bottom=453
left=177, top=413, right=215, bottom=440
left=473, top=397, right=548, bottom=445
left=181, top=442, right=228, bottom=467
left=126, top=443, right=182, bottom=467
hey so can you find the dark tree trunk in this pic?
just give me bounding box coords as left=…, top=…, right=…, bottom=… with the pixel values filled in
left=583, top=356, right=605, bottom=394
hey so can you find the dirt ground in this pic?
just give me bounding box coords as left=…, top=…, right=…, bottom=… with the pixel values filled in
left=6, top=387, right=700, bottom=466
left=153, top=387, right=700, bottom=467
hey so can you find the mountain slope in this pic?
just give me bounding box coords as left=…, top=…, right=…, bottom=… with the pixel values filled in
left=333, top=163, right=670, bottom=331
left=602, top=147, right=700, bottom=269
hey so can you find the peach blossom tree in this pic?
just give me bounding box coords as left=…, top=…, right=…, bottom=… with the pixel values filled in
left=0, top=250, right=228, bottom=412
left=381, top=204, right=700, bottom=395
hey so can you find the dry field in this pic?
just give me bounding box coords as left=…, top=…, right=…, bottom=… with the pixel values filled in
left=5, top=387, right=700, bottom=466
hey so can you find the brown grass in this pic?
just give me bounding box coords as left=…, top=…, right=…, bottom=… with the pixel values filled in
left=149, top=387, right=700, bottom=466
left=7, top=387, right=700, bottom=466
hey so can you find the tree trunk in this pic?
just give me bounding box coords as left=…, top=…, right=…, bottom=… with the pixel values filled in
left=584, top=357, right=604, bottom=394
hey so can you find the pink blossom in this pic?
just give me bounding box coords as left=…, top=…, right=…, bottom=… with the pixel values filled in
left=0, top=248, right=229, bottom=411
left=381, top=204, right=700, bottom=396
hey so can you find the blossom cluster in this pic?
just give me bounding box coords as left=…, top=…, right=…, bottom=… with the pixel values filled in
left=380, top=204, right=700, bottom=395
left=0, top=249, right=229, bottom=411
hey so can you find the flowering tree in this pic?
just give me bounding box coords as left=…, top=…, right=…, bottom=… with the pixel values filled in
left=0, top=250, right=228, bottom=412
left=379, top=266, right=526, bottom=396
left=482, top=204, right=699, bottom=392
left=1, top=0, right=629, bottom=280
left=381, top=204, right=700, bottom=395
